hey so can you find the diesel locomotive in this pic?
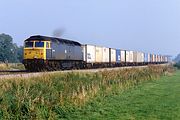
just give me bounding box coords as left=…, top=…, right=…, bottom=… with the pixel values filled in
left=23, top=35, right=84, bottom=71
left=23, top=35, right=169, bottom=71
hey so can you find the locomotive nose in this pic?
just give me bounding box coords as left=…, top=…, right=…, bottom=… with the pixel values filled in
left=24, top=49, right=45, bottom=59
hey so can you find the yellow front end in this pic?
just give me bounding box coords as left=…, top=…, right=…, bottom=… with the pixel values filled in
left=23, top=41, right=47, bottom=60
left=24, top=48, right=46, bottom=60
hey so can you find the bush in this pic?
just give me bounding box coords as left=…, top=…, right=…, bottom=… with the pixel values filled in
left=174, top=62, right=180, bottom=69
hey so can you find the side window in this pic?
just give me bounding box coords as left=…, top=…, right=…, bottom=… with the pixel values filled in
left=46, top=42, right=49, bottom=48
left=46, top=42, right=51, bottom=48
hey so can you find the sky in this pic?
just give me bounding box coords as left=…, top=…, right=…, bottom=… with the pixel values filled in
left=0, top=0, right=179, bottom=57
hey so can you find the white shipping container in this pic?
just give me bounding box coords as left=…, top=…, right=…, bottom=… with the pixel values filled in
left=159, top=55, right=161, bottom=62
left=160, top=56, right=163, bottom=62
left=102, top=47, right=109, bottom=62
left=126, top=51, right=130, bottom=62
left=137, top=52, right=144, bottom=62
left=95, top=46, right=103, bottom=63
left=121, top=50, right=125, bottom=62
left=137, top=52, right=141, bottom=62
left=165, top=57, right=168, bottom=62
left=152, top=54, right=156, bottom=62
left=133, top=51, right=138, bottom=62
left=129, top=51, right=134, bottom=62
left=83, top=44, right=95, bottom=63
left=110, top=48, right=116, bottom=62
left=148, top=53, right=151, bottom=62
left=157, top=55, right=159, bottom=62
left=155, top=55, right=157, bottom=62
left=141, top=53, right=145, bottom=62
left=162, top=56, right=164, bottom=62
left=160, top=55, right=162, bottom=62
left=156, top=55, right=158, bottom=62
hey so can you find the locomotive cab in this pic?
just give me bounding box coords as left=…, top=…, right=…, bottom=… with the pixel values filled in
left=23, top=35, right=83, bottom=71
left=24, top=40, right=51, bottom=60
left=23, top=39, right=51, bottom=71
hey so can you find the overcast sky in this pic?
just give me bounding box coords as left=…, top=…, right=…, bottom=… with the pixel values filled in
left=0, top=0, right=179, bottom=57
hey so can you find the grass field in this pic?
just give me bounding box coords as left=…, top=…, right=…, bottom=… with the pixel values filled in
left=69, top=70, right=180, bottom=120
left=0, top=65, right=177, bottom=119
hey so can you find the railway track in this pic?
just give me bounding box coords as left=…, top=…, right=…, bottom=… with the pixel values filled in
left=0, top=64, right=170, bottom=80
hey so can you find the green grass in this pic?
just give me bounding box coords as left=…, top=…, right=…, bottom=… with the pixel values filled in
left=0, top=65, right=176, bottom=119
left=69, top=70, right=180, bottom=120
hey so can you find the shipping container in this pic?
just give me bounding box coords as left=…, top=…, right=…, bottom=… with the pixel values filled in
left=160, top=55, right=163, bottom=62
left=129, top=51, right=134, bottom=62
left=137, top=52, right=140, bottom=62
left=137, top=52, right=141, bottom=63
left=165, top=56, right=168, bottom=62
left=152, top=54, right=155, bottom=62
left=148, top=53, right=151, bottom=62
left=133, top=51, right=138, bottom=62
left=156, top=55, right=158, bottom=62
left=162, top=56, right=164, bottom=62
left=144, top=53, right=148, bottom=62
left=158, top=55, right=160, bottom=62
left=141, top=52, right=145, bottom=62
left=153, top=54, right=155, bottom=62
left=116, top=49, right=121, bottom=63
left=110, top=48, right=116, bottom=63
left=160, top=55, right=162, bottom=62
left=136, top=52, right=144, bottom=63
left=83, top=44, right=95, bottom=63
left=125, top=50, right=130, bottom=62
left=95, top=46, right=103, bottom=63
left=120, top=50, right=126, bottom=62
left=102, top=47, right=109, bottom=63
left=150, top=54, right=153, bottom=62
left=153, top=54, right=156, bottom=62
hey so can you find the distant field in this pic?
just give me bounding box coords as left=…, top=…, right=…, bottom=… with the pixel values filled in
left=70, top=70, right=180, bottom=120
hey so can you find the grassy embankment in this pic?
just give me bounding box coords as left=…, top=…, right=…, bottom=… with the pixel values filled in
left=73, top=70, right=180, bottom=120
left=0, top=65, right=175, bottom=119
left=0, top=63, right=25, bottom=70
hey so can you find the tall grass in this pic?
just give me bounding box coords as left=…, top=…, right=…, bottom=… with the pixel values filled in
left=0, top=65, right=174, bottom=119
left=0, top=63, right=9, bottom=70
left=0, top=63, right=25, bottom=70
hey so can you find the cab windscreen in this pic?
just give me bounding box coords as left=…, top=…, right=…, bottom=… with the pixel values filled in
left=35, top=41, right=44, bottom=47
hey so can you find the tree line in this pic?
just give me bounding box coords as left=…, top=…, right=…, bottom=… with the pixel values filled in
left=174, top=54, right=180, bottom=69
left=0, top=33, right=23, bottom=63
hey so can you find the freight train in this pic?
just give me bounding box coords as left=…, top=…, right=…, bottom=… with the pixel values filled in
left=23, top=35, right=169, bottom=71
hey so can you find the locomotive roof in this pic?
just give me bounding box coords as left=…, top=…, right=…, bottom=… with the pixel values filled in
left=25, top=35, right=81, bottom=46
